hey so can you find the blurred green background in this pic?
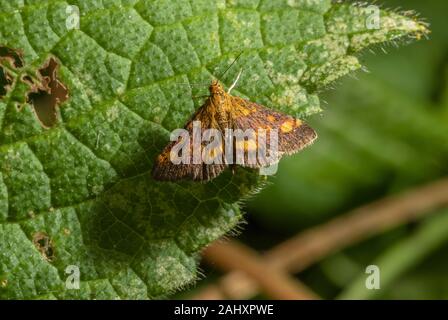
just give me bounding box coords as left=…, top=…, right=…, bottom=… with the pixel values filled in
left=183, top=0, right=448, bottom=299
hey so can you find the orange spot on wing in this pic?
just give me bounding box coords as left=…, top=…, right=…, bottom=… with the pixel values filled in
left=280, top=120, right=294, bottom=133
left=236, top=139, right=257, bottom=152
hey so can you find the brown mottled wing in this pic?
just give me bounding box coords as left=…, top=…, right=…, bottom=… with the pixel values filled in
left=230, top=96, right=317, bottom=168
left=151, top=102, right=227, bottom=182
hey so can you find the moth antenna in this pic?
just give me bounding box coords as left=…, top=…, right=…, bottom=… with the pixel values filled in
left=228, top=68, right=243, bottom=94
left=177, top=83, right=209, bottom=87
left=218, top=51, right=244, bottom=80
left=192, top=95, right=209, bottom=100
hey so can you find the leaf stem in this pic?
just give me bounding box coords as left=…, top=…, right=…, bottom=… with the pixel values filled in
left=201, top=240, right=320, bottom=300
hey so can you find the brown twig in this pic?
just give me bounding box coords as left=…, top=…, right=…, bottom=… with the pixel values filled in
left=202, top=240, right=320, bottom=300
left=192, top=177, right=448, bottom=300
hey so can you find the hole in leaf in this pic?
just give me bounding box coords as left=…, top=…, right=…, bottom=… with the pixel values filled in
left=0, top=46, right=24, bottom=68
left=26, top=58, right=69, bottom=128
left=0, top=66, right=12, bottom=98
left=32, top=232, right=56, bottom=262
left=0, top=46, right=23, bottom=99
left=22, top=75, right=33, bottom=83
left=0, top=48, right=69, bottom=127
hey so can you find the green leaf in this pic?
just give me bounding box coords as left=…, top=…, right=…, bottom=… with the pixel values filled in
left=0, top=0, right=427, bottom=299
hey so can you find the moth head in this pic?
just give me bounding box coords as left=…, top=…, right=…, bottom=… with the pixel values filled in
left=209, top=80, right=225, bottom=95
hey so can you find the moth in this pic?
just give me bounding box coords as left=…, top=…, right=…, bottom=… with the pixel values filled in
left=152, top=76, right=317, bottom=182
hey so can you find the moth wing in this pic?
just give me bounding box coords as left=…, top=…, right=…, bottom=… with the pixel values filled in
left=230, top=96, right=317, bottom=168
left=152, top=103, right=227, bottom=182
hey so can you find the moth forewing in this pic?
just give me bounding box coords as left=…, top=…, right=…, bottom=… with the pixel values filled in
left=152, top=81, right=317, bottom=182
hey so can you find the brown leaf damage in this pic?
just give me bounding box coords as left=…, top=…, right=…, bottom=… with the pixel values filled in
left=26, top=57, right=69, bottom=128
left=32, top=231, right=56, bottom=262
left=0, top=45, right=69, bottom=128
left=0, top=46, right=24, bottom=68
left=0, top=66, right=12, bottom=98
left=0, top=46, right=23, bottom=99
